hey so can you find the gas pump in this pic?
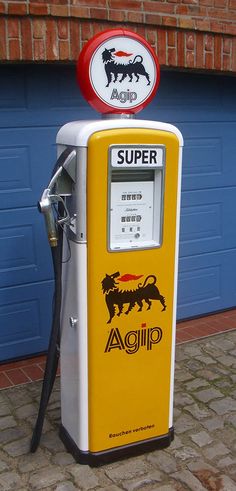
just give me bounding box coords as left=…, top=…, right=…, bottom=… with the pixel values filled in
left=31, top=29, right=183, bottom=466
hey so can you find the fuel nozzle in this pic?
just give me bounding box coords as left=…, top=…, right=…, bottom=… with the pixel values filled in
left=38, top=189, right=58, bottom=247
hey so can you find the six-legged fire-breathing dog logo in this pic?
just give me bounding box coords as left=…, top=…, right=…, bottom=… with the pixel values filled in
left=102, top=272, right=166, bottom=324
left=102, top=48, right=151, bottom=87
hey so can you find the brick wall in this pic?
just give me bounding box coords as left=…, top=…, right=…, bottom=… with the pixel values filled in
left=0, top=0, right=236, bottom=73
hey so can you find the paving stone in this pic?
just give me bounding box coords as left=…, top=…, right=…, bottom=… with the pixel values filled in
left=55, top=482, right=79, bottom=491
left=174, top=392, right=194, bottom=406
left=0, top=471, right=23, bottom=490
left=171, top=469, right=206, bottom=491
left=202, top=442, right=230, bottom=460
left=195, top=355, right=216, bottom=365
left=15, top=403, right=38, bottom=419
left=95, top=486, right=123, bottom=491
left=0, top=402, right=12, bottom=417
left=190, top=430, right=213, bottom=447
left=174, top=370, right=194, bottom=383
left=184, top=359, right=204, bottom=371
left=122, top=470, right=162, bottom=491
left=196, top=369, right=220, bottom=381
left=28, top=467, right=66, bottom=490
left=40, top=431, right=65, bottom=453
left=194, top=387, right=224, bottom=403
left=3, top=437, right=30, bottom=457
left=0, top=415, right=17, bottom=430
left=52, top=451, right=75, bottom=466
left=201, top=416, right=224, bottom=431
left=174, top=414, right=197, bottom=434
left=105, top=458, right=147, bottom=481
left=172, top=446, right=200, bottom=461
left=147, top=451, right=178, bottom=473
left=0, top=427, right=27, bottom=444
left=217, top=354, right=236, bottom=367
left=185, top=403, right=211, bottom=420
left=209, top=396, right=236, bottom=415
left=217, top=456, right=236, bottom=468
left=211, top=337, right=235, bottom=351
left=219, top=475, right=236, bottom=490
left=68, top=465, right=100, bottom=490
left=185, top=378, right=209, bottom=391
left=17, top=449, right=51, bottom=472
left=0, top=459, right=9, bottom=472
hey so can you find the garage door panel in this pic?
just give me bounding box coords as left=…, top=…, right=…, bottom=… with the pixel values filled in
left=0, top=127, right=59, bottom=209
left=178, top=250, right=236, bottom=319
left=0, top=207, right=52, bottom=288
left=0, top=281, right=53, bottom=361
left=180, top=124, right=236, bottom=190
left=180, top=187, right=236, bottom=256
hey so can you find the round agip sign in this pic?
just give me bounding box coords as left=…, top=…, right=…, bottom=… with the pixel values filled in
left=77, top=29, right=160, bottom=114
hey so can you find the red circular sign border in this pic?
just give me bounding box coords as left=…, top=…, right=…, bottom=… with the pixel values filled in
left=77, top=29, right=160, bottom=115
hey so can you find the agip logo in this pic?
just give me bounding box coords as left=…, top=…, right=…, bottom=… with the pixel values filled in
left=90, top=37, right=157, bottom=110
left=77, top=29, right=160, bottom=114
left=102, top=272, right=166, bottom=355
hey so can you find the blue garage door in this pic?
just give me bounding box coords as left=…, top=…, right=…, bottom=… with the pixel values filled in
left=0, top=66, right=235, bottom=361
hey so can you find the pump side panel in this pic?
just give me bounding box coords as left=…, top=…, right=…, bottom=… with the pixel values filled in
left=87, top=128, right=180, bottom=453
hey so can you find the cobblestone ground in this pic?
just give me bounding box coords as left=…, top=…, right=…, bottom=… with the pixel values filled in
left=0, top=331, right=236, bottom=491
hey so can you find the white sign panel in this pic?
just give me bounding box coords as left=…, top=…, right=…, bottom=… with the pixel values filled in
left=110, top=145, right=164, bottom=168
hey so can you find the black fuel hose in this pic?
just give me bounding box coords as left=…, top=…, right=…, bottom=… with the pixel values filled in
left=30, top=221, right=63, bottom=452
left=30, top=147, right=73, bottom=452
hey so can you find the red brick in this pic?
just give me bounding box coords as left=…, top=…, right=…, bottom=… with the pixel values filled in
left=21, top=17, right=33, bottom=60
left=168, top=30, right=176, bottom=47
left=0, top=18, right=7, bottom=60
left=22, top=365, right=44, bottom=381
left=156, top=29, right=167, bottom=65
left=195, top=19, right=211, bottom=31
left=90, top=7, right=108, bottom=19
left=59, top=39, right=70, bottom=60
left=6, top=368, right=30, bottom=386
left=46, top=19, right=58, bottom=60
left=145, top=13, right=162, bottom=24
left=196, top=32, right=204, bottom=67
left=0, top=2, right=6, bottom=14
left=144, top=1, right=175, bottom=13
left=162, top=16, right=177, bottom=26
left=177, top=30, right=185, bottom=67
left=176, top=5, right=189, bottom=14
left=81, top=22, right=93, bottom=42
left=127, top=11, right=144, bottom=22
left=29, top=3, right=49, bottom=16
left=9, top=38, right=21, bottom=59
left=109, top=0, right=141, bottom=8
left=0, top=372, right=13, bottom=389
left=70, top=20, right=81, bottom=60
left=205, top=34, right=213, bottom=51
left=186, top=50, right=195, bottom=67
left=223, top=37, right=231, bottom=53
left=34, top=39, right=45, bottom=60
left=200, top=0, right=213, bottom=5
left=229, top=0, right=236, bottom=7
left=205, top=51, right=213, bottom=69
left=231, top=39, right=236, bottom=70
left=70, top=5, right=90, bottom=18
left=168, top=47, right=177, bottom=65
left=214, top=36, right=222, bottom=69
left=214, top=0, right=227, bottom=7
left=109, top=9, right=126, bottom=20
left=178, top=17, right=195, bottom=29
left=50, top=4, right=69, bottom=16
left=186, top=32, right=195, bottom=50
left=223, top=54, right=231, bottom=71
left=7, top=18, right=19, bottom=38
left=58, top=19, right=69, bottom=39
left=8, top=2, right=27, bottom=15
left=146, top=29, right=157, bottom=46
left=33, top=18, right=45, bottom=39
